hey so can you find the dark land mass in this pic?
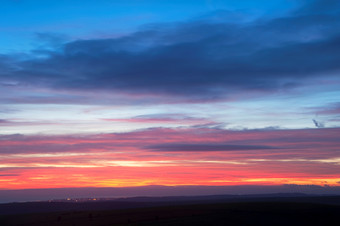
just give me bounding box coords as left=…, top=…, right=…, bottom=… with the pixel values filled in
left=0, top=194, right=340, bottom=225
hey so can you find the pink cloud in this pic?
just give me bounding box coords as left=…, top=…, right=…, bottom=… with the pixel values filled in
left=1, top=127, right=339, bottom=189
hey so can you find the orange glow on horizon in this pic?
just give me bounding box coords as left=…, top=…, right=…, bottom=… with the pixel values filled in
left=1, top=127, right=339, bottom=190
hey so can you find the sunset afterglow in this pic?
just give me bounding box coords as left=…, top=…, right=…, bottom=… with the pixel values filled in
left=1, top=127, right=339, bottom=189
left=0, top=0, right=340, bottom=201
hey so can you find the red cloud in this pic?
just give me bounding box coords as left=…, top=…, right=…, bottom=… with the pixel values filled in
left=1, top=127, right=339, bottom=189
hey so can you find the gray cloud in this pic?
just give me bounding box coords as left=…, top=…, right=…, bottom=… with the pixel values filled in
left=313, top=119, right=325, bottom=128
left=1, top=0, right=339, bottom=102
left=0, top=174, right=20, bottom=177
left=146, top=143, right=276, bottom=152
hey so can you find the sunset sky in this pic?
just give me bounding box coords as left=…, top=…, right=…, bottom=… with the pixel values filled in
left=0, top=0, right=340, bottom=198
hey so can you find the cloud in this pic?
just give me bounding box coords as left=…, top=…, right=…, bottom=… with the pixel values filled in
left=0, top=127, right=339, bottom=154
left=2, top=127, right=339, bottom=157
left=0, top=119, right=61, bottom=127
left=0, top=0, right=339, bottom=103
left=101, top=114, right=214, bottom=124
left=0, top=174, right=19, bottom=177
left=34, top=32, right=69, bottom=47
left=313, top=119, right=325, bottom=128
left=295, top=0, right=340, bottom=15
left=146, top=143, right=276, bottom=152
left=1, top=127, right=340, bottom=190
left=314, top=102, right=340, bottom=115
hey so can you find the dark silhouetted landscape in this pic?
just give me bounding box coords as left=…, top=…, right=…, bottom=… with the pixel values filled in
left=1, top=194, right=340, bottom=225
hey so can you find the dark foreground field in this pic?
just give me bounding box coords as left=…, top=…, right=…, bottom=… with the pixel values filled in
left=1, top=200, right=340, bottom=226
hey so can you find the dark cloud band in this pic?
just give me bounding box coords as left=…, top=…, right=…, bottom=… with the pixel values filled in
left=0, top=0, right=339, bottom=102
left=146, top=143, right=277, bottom=152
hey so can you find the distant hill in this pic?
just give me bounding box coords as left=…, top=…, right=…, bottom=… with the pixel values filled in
left=2, top=185, right=340, bottom=204
left=1, top=193, right=340, bottom=215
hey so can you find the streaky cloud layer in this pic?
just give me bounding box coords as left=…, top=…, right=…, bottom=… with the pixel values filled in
left=0, top=0, right=339, bottom=196
left=0, top=127, right=339, bottom=189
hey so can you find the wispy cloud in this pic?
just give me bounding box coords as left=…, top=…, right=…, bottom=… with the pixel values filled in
left=313, top=119, right=325, bottom=128
left=146, top=143, right=277, bottom=152
left=102, top=114, right=214, bottom=125
left=0, top=127, right=339, bottom=189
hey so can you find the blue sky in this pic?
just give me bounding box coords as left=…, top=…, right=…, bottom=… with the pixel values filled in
left=1, top=0, right=295, bottom=52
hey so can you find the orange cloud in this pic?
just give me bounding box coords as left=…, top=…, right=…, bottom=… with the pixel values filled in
left=0, top=127, right=339, bottom=189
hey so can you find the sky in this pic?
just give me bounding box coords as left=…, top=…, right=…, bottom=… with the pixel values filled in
left=0, top=0, right=340, bottom=200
